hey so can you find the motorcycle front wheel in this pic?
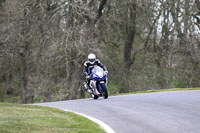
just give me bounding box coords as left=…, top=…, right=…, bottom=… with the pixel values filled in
left=100, top=83, right=108, bottom=99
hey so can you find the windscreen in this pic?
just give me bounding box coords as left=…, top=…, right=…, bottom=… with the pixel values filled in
left=92, top=66, right=104, bottom=73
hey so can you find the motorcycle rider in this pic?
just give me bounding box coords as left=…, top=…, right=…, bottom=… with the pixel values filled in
left=83, top=53, right=108, bottom=92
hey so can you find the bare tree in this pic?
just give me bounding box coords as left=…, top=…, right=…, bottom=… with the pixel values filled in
left=120, top=2, right=137, bottom=93
left=19, top=1, right=34, bottom=103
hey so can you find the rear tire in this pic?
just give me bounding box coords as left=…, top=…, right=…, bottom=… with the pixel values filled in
left=91, top=93, right=99, bottom=99
left=100, top=83, right=108, bottom=99
left=94, top=95, right=99, bottom=99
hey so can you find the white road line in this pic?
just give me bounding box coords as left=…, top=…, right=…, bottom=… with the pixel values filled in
left=63, top=109, right=115, bottom=133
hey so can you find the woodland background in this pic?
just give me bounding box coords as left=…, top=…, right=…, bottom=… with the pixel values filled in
left=0, top=0, right=199, bottom=103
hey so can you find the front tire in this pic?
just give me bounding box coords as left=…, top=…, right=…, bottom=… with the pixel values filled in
left=100, top=83, right=108, bottom=99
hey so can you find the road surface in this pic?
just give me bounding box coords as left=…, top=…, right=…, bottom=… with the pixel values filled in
left=35, top=91, right=200, bottom=133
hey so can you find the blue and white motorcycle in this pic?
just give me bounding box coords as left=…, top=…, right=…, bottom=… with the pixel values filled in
left=87, top=66, right=108, bottom=99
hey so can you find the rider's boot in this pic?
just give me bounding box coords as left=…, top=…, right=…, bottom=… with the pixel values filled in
left=83, top=82, right=92, bottom=93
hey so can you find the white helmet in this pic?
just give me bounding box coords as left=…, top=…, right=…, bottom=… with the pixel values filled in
left=88, top=53, right=96, bottom=64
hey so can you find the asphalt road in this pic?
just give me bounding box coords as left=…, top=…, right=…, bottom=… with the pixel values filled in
left=35, top=91, right=200, bottom=133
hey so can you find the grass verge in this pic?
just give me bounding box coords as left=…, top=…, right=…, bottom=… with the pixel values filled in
left=113, top=88, right=200, bottom=96
left=0, top=103, right=105, bottom=133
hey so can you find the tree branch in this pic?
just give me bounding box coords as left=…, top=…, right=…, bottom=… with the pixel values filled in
left=144, top=10, right=161, bottom=52
left=94, top=0, right=107, bottom=24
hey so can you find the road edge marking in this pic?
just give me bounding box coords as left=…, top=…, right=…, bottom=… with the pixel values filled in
left=63, top=109, right=115, bottom=133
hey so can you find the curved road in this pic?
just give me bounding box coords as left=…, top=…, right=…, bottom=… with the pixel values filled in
left=35, top=91, right=200, bottom=133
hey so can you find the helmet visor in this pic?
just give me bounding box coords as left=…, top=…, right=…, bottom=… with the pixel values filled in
left=89, top=58, right=95, bottom=63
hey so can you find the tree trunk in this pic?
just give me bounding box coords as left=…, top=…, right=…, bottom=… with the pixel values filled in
left=0, top=87, right=5, bottom=102
left=120, top=3, right=137, bottom=93
left=19, top=1, right=34, bottom=104
left=65, top=53, right=84, bottom=100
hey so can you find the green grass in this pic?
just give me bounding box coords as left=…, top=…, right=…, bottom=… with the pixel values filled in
left=0, top=103, right=105, bottom=133
left=113, top=88, right=200, bottom=96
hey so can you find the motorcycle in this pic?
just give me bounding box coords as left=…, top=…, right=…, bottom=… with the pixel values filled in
left=85, top=66, right=108, bottom=99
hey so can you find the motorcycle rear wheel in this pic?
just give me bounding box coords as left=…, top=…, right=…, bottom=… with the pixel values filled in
left=91, top=93, right=99, bottom=99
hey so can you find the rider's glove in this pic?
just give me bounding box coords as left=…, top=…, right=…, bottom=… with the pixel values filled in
left=86, top=75, right=90, bottom=80
left=105, top=71, right=108, bottom=74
